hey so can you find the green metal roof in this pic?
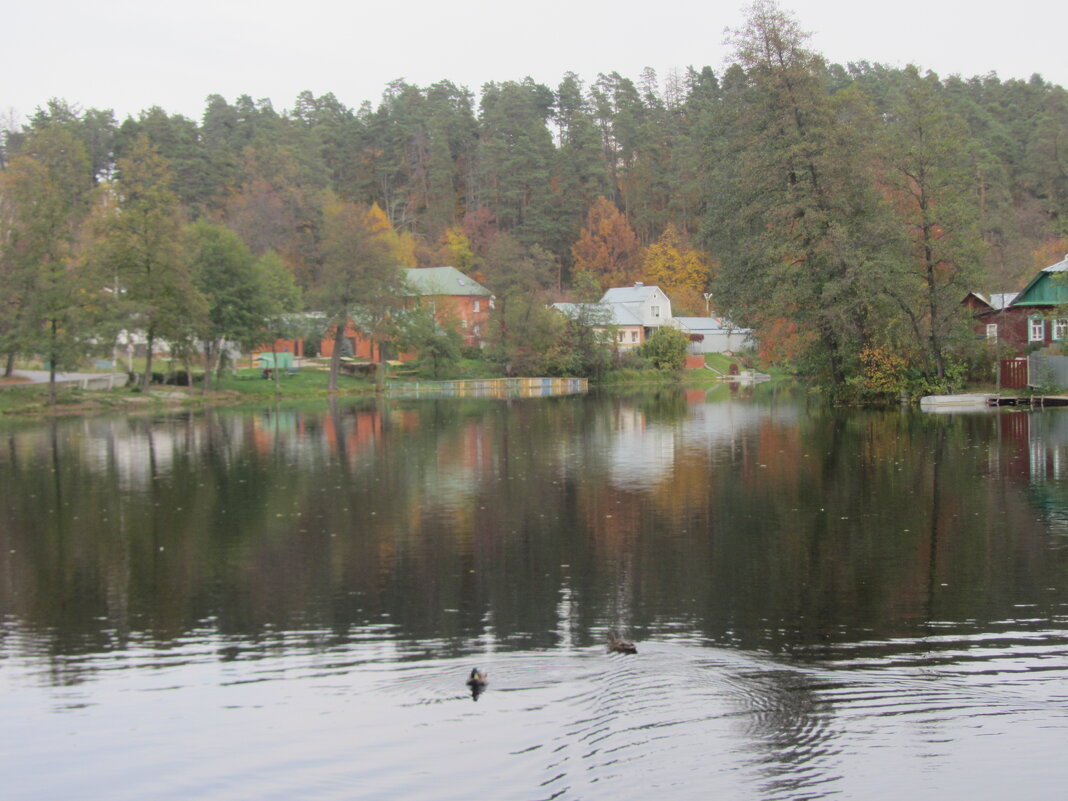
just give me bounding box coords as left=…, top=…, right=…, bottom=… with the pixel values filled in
left=1012, top=257, right=1068, bottom=306
left=404, top=266, right=492, bottom=297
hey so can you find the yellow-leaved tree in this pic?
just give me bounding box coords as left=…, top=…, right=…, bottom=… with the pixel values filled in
left=364, top=202, right=417, bottom=268
left=441, top=226, right=478, bottom=273
left=640, top=224, right=713, bottom=315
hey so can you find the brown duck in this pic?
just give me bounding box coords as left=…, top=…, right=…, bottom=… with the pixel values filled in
left=607, top=633, right=638, bottom=654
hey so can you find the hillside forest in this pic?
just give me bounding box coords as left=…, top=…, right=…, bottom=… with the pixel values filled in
left=2, top=0, right=1067, bottom=395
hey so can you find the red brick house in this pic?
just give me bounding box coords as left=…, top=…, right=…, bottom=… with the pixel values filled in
left=263, top=266, right=494, bottom=361
left=402, top=266, right=493, bottom=347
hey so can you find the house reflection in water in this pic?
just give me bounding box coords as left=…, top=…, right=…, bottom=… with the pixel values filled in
left=999, top=410, right=1068, bottom=532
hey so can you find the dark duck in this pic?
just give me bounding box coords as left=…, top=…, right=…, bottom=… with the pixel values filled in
left=466, top=668, right=488, bottom=699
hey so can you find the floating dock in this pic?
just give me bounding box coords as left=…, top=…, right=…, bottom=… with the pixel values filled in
left=920, top=393, right=1068, bottom=410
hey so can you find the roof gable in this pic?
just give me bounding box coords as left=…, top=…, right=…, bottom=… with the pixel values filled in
left=1013, top=256, right=1068, bottom=307
left=600, top=284, right=667, bottom=304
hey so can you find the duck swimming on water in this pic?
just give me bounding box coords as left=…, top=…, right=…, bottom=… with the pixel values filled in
left=607, top=633, right=637, bottom=654
left=466, top=668, right=488, bottom=699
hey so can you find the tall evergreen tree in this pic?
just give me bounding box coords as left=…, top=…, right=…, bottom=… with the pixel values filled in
left=878, top=67, right=985, bottom=381
left=474, top=80, right=559, bottom=248
left=707, top=0, right=891, bottom=385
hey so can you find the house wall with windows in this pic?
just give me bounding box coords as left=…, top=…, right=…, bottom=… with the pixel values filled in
left=413, top=292, right=491, bottom=346
left=404, top=266, right=494, bottom=348
left=599, top=283, right=673, bottom=333
left=551, top=302, right=645, bottom=350
left=965, top=258, right=1068, bottom=354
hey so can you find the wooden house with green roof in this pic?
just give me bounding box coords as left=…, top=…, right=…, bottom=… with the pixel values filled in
left=966, top=255, right=1068, bottom=353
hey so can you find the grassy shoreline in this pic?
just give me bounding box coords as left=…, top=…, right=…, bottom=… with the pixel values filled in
left=0, top=353, right=763, bottom=418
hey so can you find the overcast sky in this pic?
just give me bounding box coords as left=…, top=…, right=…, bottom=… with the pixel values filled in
left=4, top=0, right=1066, bottom=125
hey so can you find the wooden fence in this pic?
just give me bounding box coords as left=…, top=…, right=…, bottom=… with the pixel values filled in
left=1000, top=359, right=1028, bottom=390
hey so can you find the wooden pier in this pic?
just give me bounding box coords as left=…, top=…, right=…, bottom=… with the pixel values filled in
left=921, top=393, right=1068, bottom=410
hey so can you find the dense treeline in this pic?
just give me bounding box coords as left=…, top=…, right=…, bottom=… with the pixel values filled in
left=2, top=0, right=1067, bottom=395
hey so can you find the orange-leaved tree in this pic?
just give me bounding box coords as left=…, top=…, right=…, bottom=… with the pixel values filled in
left=571, top=196, right=641, bottom=289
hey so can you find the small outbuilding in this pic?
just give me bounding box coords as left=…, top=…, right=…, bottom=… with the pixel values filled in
left=668, top=316, right=754, bottom=354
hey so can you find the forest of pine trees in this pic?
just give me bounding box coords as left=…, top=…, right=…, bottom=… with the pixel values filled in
left=3, top=1, right=1067, bottom=392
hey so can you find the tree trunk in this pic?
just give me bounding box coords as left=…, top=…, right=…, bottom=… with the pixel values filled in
left=48, top=320, right=57, bottom=406
left=374, top=339, right=386, bottom=392
left=4, top=352, right=14, bottom=378
left=272, top=342, right=281, bottom=394
left=142, top=329, right=155, bottom=391
left=328, top=321, right=345, bottom=391
left=922, top=215, right=946, bottom=381
left=202, top=340, right=215, bottom=393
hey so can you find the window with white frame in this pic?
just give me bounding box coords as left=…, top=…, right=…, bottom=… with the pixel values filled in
left=651, top=305, right=660, bottom=318
left=1030, top=317, right=1046, bottom=342
left=1055, top=319, right=1068, bottom=340
left=986, top=323, right=998, bottom=341
left=473, top=299, right=480, bottom=313
left=630, top=330, right=638, bottom=342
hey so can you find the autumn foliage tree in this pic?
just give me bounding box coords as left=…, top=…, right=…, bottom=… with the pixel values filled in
left=311, top=195, right=403, bottom=391
left=571, top=196, right=641, bottom=290
left=640, top=224, right=712, bottom=314
left=0, top=126, right=95, bottom=401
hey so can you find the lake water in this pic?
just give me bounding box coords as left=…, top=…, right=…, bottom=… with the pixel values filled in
left=2, top=386, right=1068, bottom=800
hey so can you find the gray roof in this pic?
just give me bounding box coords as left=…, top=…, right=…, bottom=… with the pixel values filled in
left=970, top=291, right=1020, bottom=310
left=673, top=316, right=751, bottom=334
left=990, top=292, right=1019, bottom=310
left=600, top=284, right=664, bottom=304
left=552, top=302, right=643, bottom=327
left=1042, top=255, right=1068, bottom=274
left=404, top=266, right=492, bottom=297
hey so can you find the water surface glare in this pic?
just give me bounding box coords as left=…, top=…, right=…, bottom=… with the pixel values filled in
left=2, top=388, right=1068, bottom=799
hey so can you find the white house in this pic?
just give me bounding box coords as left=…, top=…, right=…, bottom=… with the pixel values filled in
left=599, top=283, right=672, bottom=335
left=554, top=282, right=757, bottom=357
